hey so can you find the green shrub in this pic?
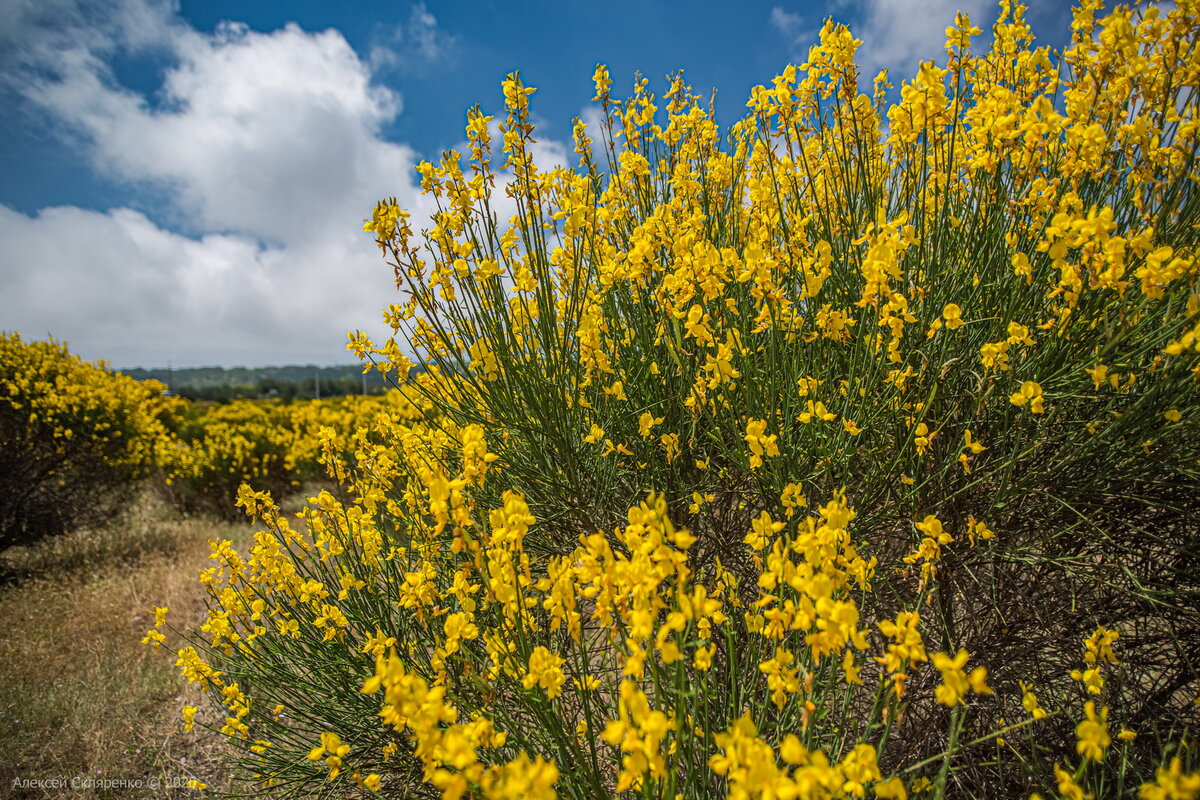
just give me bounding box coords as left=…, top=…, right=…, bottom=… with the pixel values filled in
left=159, top=393, right=423, bottom=518
left=160, top=3, right=1200, bottom=798
left=0, top=333, right=178, bottom=548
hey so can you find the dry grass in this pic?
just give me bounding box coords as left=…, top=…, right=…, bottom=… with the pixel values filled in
left=0, top=493, right=251, bottom=798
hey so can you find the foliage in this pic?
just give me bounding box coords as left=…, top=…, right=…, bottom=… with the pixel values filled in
left=123, top=364, right=397, bottom=395
left=159, top=392, right=424, bottom=518
left=158, top=2, right=1200, bottom=798
left=0, top=333, right=180, bottom=548
left=173, top=375, right=389, bottom=404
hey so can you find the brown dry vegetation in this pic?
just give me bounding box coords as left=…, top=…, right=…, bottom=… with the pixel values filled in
left=0, top=494, right=248, bottom=799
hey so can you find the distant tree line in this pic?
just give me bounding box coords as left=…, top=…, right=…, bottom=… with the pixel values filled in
left=121, top=363, right=422, bottom=403
left=174, top=376, right=386, bottom=402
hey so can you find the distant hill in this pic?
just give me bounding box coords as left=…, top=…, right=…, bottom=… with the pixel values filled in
left=120, top=363, right=415, bottom=402
left=121, top=364, right=386, bottom=389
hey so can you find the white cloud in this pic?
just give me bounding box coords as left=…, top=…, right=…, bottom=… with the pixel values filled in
left=772, top=0, right=996, bottom=87
left=850, top=0, right=993, bottom=81
left=405, top=3, right=452, bottom=62
left=368, top=2, right=458, bottom=74
left=0, top=202, right=412, bottom=367
left=2, top=205, right=272, bottom=366
left=769, top=7, right=810, bottom=41
left=0, top=0, right=177, bottom=63
left=0, top=0, right=459, bottom=367
left=24, top=18, right=421, bottom=245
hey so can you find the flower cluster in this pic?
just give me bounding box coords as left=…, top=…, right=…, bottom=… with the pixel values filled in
left=159, top=390, right=423, bottom=517
left=0, top=333, right=181, bottom=546
left=151, top=2, right=1200, bottom=797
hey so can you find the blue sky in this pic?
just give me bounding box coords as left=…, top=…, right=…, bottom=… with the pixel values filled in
left=0, top=0, right=1075, bottom=368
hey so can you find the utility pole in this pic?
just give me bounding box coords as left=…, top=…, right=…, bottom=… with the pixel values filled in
left=314, top=366, right=320, bottom=400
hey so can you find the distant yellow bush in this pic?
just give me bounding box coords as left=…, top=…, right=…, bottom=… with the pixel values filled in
left=0, top=333, right=180, bottom=547
left=160, top=391, right=423, bottom=516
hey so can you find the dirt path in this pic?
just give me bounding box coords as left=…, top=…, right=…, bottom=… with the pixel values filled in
left=0, top=496, right=249, bottom=798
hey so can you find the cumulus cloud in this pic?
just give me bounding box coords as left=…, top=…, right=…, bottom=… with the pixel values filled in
left=0, top=0, right=449, bottom=367
left=771, top=0, right=996, bottom=86
left=28, top=21, right=419, bottom=245
left=1, top=205, right=286, bottom=366
left=849, top=0, right=994, bottom=81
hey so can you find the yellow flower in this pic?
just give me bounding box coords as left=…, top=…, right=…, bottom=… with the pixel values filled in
left=779, top=733, right=807, bottom=765
left=361, top=628, right=397, bottom=658
left=638, top=412, right=664, bottom=438
left=1083, top=625, right=1121, bottom=664
left=967, top=515, right=995, bottom=545
left=522, top=646, right=567, bottom=700
left=1007, top=321, right=1035, bottom=347
left=181, top=705, right=199, bottom=732
left=744, top=510, right=784, bottom=551
left=743, top=418, right=779, bottom=469
left=152, top=605, right=169, bottom=627
left=1076, top=701, right=1111, bottom=762
left=839, top=743, right=883, bottom=795
left=1055, top=764, right=1085, bottom=800
left=798, top=399, right=836, bottom=423
left=916, top=514, right=952, bottom=544
left=931, top=649, right=989, bottom=706
left=603, top=680, right=673, bottom=790
left=1071, top=665, right=1105, bottom=695
left=913, top=422, right=936, bottom=455
left=1011, top=252, right=1033, bottom=283
left=1164, top=408, right=1182, bottom=422
left=660, top=432, right=680, bottom=462
left=1086, top=363, right=1111, bottom=389
left=603, top=380, right=628, bottom=401
left=308, top=732, right=347, bottom=761
left=780, top=482, right=807, bottom=515
left=842, top=649, right=862, bottom=685
left=980, top=340, right=1011, bottom=372
left=592, top=63, right=612, bottom=101
left=704, top=343, right=741, bottom=388
left=1010, top=380, right=1045, bottom=413
left=1019, top=681, right=1048, bottom=719
left=481, top=752, right=559, bottom=800
left=942, top=303, right=965, bottom=330
left=968, top=665, right=992, bottom=695
left=876, top=775, right=909, bottom=799
left=683, top=304, right=715, bottom=346
left=1138, top=757, right=1200, bottom=800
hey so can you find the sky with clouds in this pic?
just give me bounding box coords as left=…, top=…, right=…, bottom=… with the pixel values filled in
left=0, top=0, right=1076, bottom=369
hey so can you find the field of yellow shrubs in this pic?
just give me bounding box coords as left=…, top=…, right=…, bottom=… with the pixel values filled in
left=4, top=1, right=1200, bottom=797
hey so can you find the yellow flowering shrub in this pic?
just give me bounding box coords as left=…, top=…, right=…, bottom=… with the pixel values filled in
left=160, top=390, right=422, bottom=517
left=0, top=333, right=180, bottom=547
left=158, top=2, right=1200, bottom=797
